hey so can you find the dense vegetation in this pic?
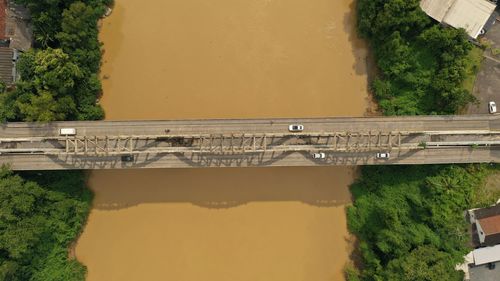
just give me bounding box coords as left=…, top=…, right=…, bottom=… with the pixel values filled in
left=0, top=1, right=111, bottom=280
left=347, top=165, right=497, bottom=281
left=0, top=169, right=92, bottom=280
left=358, top=0, right=475, bottom=115
left=0, top=0, right=112, bottom=121
left=348, top=1, right=492, bottom=280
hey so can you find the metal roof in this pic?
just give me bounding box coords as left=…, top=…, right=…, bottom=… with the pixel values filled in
left=473, top=245, right=500, bottom=265
left=0, top=47, right=14, bottom=84
left=420, top=0, right=497, bottom=38
left=420, top=0, right=456, bottom=21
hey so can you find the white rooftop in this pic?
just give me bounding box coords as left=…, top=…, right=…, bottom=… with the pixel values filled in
left=420, top=0, right=497, bottom=38
left=473, top=245, right=500, bottom=266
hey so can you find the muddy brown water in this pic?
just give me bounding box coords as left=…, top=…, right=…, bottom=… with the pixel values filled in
left=75, top=0, right=371, bottom=280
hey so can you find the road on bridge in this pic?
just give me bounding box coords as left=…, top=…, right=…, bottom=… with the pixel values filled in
left=1, top=115, right=500, bottom=170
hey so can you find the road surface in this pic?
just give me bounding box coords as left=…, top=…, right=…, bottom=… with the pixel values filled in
left=1, top=115, right=500, bottom=170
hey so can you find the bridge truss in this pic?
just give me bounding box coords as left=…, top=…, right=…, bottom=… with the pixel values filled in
left=3, top=130, right=500, bottom=157
left=0, top=131, right=420, bottom=156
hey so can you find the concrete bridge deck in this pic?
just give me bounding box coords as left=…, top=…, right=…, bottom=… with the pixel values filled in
left=2, top=115, right=500, bottom=170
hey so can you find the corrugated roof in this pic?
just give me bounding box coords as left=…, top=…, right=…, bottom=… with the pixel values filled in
left=480, top=216, right=500, bottom=235
left=0, top=47, right=14, bottom=84
left=0, top=0, right=6, bottom=39
left=444, top=0, right=497, bottom=38
left=473, top=245, right=500, bottom=265
left=420, top=0, right=497, bottom=38
left=420, top=0, right=456, bottom=21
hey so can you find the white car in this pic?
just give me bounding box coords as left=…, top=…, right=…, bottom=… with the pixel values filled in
left=489, top=101, right=497, bottom=114
left=376, top=152, right=390, bottom=159
left=288, top=124, right=304, bottom=132
left=59, top=128, right=76, bottom=136
left=312, top=152, right=326, bottom=159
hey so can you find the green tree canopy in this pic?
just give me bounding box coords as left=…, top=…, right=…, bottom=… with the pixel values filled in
left=0, top=168, right=91, bottom=281
left=10, top=48, right=81, bottom=121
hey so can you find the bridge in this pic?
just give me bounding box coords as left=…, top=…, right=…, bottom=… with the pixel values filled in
left=1, top=115, right=500, bottom=170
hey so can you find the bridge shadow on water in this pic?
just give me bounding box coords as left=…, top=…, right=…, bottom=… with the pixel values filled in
left=87, top=166, right=356, bottom=211
left=47, top=150, right=376, bottom=169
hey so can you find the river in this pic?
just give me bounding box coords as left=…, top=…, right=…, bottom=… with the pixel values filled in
left=75, top=0, right=371, bottom=280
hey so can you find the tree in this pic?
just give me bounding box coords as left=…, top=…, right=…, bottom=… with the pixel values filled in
left=31, top=48, right=83, bottom=95
left=347, top=165, right=487, bottom=281
left=11, top=48, right=81, bottom=121
left=14, top=0, right=111, bottom=47
left=0, top=167, right=91, bottom=281
left=57, top=1, right=104, bottom=73
left=384, top=246, right=463, bottom=281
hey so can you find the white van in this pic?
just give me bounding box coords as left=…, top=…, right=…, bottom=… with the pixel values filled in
left=59, top=128, right=77, bottom=136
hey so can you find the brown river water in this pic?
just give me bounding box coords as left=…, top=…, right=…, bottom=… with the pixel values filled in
left=75, top=0, right=371, bottom=280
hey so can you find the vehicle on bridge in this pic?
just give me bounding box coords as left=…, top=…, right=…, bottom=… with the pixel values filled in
left=2, top=116, right=500, bottom=170
left=121, top=155, right=134, bottom=162
left=489, top=101, right=497, bottom=114
left=312, top=152, right=326, bottom=159
left=59, top=128, right=76, bottom=136
left=288, top=124, right=304, bottom=132
left=376, top=152, right=390, bottom=159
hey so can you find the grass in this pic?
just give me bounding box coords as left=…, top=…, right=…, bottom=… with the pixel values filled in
left=462, top=46, right=484, bottom=94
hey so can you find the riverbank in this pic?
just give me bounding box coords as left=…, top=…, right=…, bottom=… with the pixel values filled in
left=0, top=1, right=110, bottom=280
left=347, top=1, right=497, bottom=280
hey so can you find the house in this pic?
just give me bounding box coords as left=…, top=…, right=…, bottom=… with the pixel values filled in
left=469, top=203, right=500, bottom=247
left=458, top=203, right=500, bottom=280
left=420, top=0, right=497, bottom=39
left=0, top=0, right=33, bottom=85
left=459, top=246, right=500, bottom=281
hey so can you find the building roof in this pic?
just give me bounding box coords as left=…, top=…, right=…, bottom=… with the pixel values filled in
left=474, top=204, right=500, bottom=220
left=472, top=205, right=500, bottom=246
left=5, top=1, right=33, bottom=51
left=420, top=0, right=456, bottom=21
left=7, top=0, right=30, bottom=20
left=0, top=47, right=14, bottom=84
left=420, top=0, right=497, bottom=38
left=473, top=245, right=500, bottom=265
left=485, top=233, right=500, bottom=247
left=480, top=216, right=500, bottom=236
left=0, top=0, right=6, bottom=39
